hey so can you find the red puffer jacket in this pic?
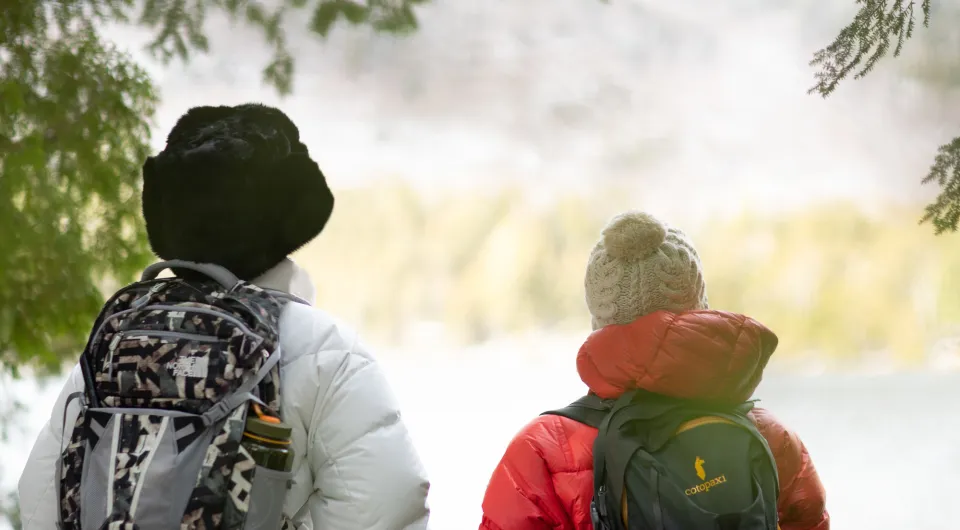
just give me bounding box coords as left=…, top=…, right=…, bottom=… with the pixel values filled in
left=479, top=310, right=829, bottom=530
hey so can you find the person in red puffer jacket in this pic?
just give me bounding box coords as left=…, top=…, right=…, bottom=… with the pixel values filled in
left=478, top=211, right=829, bottom=530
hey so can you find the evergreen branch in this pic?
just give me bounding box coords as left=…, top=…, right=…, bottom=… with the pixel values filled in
left=0, top=130, right=57, bottom=156
left=124, top=0, right=425, bottom=96
left=921, top=136, right=960, bottom=233
left=809, top=0, right=932, bottom=97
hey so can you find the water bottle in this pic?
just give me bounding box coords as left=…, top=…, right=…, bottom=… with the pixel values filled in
left=242, top=403, right=294, bottom=472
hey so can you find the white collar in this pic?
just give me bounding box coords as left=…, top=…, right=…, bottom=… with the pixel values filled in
left=252, top=258, right=317, bottom=306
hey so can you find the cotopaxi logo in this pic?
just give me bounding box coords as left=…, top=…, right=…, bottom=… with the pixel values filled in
left=685, top=456, right=728, bottom=496
left=685, top=474, right=727, bottom=496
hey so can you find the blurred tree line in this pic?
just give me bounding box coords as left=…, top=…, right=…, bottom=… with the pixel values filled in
left=301, top=182, right=960, bottom=367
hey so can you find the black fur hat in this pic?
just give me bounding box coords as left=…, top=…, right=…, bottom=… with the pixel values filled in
left=142, top=103, right=334, bottom=280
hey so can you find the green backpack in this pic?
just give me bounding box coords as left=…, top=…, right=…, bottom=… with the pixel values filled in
left=543, top=388, right=780, bottom=530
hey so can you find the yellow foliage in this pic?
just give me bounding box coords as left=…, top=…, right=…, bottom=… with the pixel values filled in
left=295, top=182, right=960, bottom=366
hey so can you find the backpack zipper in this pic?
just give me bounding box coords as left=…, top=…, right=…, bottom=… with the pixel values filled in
left=107, top=332, right=123, bottom=381
left=121, top=330, right=221, bottom=343
left=96, top=301, right=259, bottom=346
left=139, top=304, right=257, bottom=338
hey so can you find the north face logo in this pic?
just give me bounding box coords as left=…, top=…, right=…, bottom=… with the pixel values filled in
left=166, top=356, right=209, bottom=378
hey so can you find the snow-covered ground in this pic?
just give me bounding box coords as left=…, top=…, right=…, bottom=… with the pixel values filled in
left=3, top=334, right=957, bottom=529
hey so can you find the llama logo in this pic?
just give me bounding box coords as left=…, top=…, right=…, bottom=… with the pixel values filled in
left=694, top=456, right=706, bottom=480
left=685, top=456, right=728, bottom=496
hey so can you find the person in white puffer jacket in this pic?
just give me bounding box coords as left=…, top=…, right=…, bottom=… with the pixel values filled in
left=17, top=103, right=431, bottom=530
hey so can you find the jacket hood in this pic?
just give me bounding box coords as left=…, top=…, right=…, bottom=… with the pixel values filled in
left=576, top=310, right=778, bottom=403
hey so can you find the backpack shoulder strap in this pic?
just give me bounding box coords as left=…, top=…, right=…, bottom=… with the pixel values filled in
left=541, top=394, right=612, bottom=428
left=141, top=260, right=242, bottom=291
left=707, top=408, right=781, bottom=492
left=262, top=288, right=311, bottom=307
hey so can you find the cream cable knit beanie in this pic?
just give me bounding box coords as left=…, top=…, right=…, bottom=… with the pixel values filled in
left=585, top=211, right=708, bottom=329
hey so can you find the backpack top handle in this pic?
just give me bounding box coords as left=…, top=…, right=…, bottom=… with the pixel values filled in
left=141, top=260, right=242, bottom=291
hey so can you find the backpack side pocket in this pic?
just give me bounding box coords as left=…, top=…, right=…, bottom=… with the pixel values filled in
left=243, top=466, right=294, bottom=530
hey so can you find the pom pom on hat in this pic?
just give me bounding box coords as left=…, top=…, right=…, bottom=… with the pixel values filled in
left=600, top=211, right=667, bottom=260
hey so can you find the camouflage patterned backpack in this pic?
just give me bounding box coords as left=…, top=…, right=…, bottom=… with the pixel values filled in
left=57, top=260, right=299, bottom=530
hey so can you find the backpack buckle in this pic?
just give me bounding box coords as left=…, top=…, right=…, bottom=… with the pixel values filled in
left=592, top=486, right=611, bottom=529
left=590, top=500, right=603, bottom=528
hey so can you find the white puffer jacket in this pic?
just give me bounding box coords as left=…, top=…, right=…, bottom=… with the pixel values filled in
left=17, top=259, right=431, bottom=529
